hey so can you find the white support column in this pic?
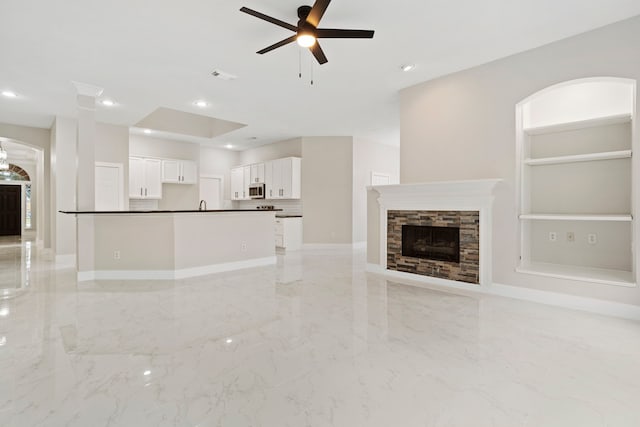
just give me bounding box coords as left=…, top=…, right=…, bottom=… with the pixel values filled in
left=72, top=82, right=103, bottom=275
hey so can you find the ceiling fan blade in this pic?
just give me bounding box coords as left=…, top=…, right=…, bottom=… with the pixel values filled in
left=316, top=29, right=375, bottom=39
left=309, top=41, right=328, bottom=65
left=257, top=35, right=298, bottom=54
left=306, top=0, right=331, bottom=27
left=240, top=7, right=297, bottom=32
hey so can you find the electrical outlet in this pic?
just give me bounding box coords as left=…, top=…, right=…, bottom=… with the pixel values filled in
left=548, top=232, right=557, bottom=242
left=113, top=250, right=121, bottom=260
left=241, top=242, right=247, bottom=252
left=566, top=232, right=575, bottom=242
left=588, top=233, right=597, bottom=245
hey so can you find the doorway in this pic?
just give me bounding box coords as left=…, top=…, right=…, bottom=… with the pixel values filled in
left=199, top=175, right=223, bottom=210
left=0, top=185, right=21, bottom=236
left=95, top=162, right=124, bottom=211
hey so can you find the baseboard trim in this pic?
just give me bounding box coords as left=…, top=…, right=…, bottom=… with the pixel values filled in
left=367, top=264, right=640, bottom=321
left=173, top=256, right=277, bottom=279
left=77, top=256, right=277, bottom=282
left=490, top=282, right=640, bottom=321
left=303, top=243, right=363, bottom=250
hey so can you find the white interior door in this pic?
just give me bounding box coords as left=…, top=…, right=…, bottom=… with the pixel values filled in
left=199, top=176, right=222, bottom=210
left=95, top=162, right=123, bottom=210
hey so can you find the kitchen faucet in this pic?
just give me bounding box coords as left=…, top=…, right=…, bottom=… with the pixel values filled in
left=199, top=200, right=207, bottom=211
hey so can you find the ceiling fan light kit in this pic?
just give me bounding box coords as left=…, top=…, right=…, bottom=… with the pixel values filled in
left=240, top=0, right=374, bottom=65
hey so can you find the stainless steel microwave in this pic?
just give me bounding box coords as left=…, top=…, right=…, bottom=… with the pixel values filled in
left=249, top=183, right=265, bottom=199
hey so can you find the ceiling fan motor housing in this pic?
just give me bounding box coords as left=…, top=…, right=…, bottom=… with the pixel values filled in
left=297, top=5, right=312, bottom=20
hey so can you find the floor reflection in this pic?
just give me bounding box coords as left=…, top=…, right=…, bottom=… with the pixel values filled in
left=0, top=234, right=35, bottom=298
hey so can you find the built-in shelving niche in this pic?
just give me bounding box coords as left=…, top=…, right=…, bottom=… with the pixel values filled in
left=516, top=78, right=637, bottom=287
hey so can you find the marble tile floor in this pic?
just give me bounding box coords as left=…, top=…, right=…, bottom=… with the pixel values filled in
left=1, top=239, right=640, bottom=427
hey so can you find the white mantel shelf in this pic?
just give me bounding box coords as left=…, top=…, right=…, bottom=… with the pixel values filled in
left=370, top=179, right=502, bottom=288
left=369, top=179, right=502, bottom=201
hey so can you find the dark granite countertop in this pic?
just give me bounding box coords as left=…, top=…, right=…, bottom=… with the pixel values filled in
left=60, top=209, right=283, bottom=215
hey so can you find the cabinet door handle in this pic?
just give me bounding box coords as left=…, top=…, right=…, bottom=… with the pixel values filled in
left=140, top=188, right=143, bottom=196
left=270, top=190, right=272, bottom=197
left=145, top=188, right=148, bottom=196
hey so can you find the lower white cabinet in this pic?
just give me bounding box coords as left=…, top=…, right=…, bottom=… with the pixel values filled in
left=275, top=217, right=302, bottom=251
left=129, top=157, right=162, bottom=199
left=162, top=160, right=197, bottom=184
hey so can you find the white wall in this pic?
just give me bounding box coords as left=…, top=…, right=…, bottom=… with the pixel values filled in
left=130, top=135, right=200, bottom=210
left=239, top=138, right=302, bottom=165
left=352, top=138, right=399, bottom=244
left=301, top=136, right=353, bottom=244
left=199, top=146, right=240, bottom=203
left=396, top=16, right=640, bottom=305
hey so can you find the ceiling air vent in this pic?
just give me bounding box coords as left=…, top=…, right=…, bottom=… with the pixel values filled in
left=211, top=69, right=238, bottom=81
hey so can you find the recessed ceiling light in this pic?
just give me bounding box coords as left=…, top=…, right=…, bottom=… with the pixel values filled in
left=101, top=99, right=115, bottom=107
left=1, top=91, right=17, bottom=98
left=225, top=338, right=233, bottom=344
left=401, top=64, right=415, bottom=72
left=143, top=129, right=152, bottom=134
left=0, top=307, right=8, bottom=317
left=225, top=144, right=233, bottom=149
left=194, top=100, right=209, bottom=108
left=143, top=370, right=151, bottom=376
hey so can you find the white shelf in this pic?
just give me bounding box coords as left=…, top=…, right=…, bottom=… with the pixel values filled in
left=519, top=214, right=632, bottom=222
left=523, top=113, right=632, bottom=135
left=524, top=150, right=632, bottom=166
left=516, top=262, right=635, bottom=287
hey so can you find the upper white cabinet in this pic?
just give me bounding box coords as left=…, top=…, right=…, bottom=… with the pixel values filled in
left=265, top=157, right=301, bottom=199
left=250, top=163, right=265, bottom=184
left=161, top=159, right=197, bottom=184
left=232, top=157, right=301, bottom=200
left=231, top=166, right=249, bottom=200
left=129, top=157, right=162, bottom=199
left=516, top=78, right=636, bottom=287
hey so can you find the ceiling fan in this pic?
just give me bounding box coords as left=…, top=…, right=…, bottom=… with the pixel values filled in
left=240, top=0, right=374, bottom=65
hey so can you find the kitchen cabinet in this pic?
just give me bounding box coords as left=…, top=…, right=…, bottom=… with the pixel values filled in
left=129, top=157, right=162, bottom=199
left=250, top=163, right=265, bottom=184
left=243, top=166, right=251, bottom=198
left=231, top=167, right=245, bottom=200
left=265, top=157, right=301, bottom=199
left=161, top=159, right=197, bottom=184
left=275, top=217, right=302, bottom=251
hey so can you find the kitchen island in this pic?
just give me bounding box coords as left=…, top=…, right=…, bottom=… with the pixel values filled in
left=61, top=210, right=280, bottom=281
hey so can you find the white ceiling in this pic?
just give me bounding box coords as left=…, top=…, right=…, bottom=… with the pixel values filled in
left=1, top=0, right=639, bottom=150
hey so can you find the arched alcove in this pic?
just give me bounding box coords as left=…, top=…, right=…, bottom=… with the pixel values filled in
left=515, top=77, right=636, bottom=286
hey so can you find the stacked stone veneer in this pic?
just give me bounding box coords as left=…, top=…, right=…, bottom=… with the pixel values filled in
left=387, top=210, right=480, bottom=284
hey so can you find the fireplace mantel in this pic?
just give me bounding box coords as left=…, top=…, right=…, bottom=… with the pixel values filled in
left=369, top=179, right=501, bottom=288
left=372, top=179, right=502, bottom=208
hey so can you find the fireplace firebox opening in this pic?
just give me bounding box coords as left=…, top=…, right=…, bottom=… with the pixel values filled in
left=401, top=225, right=460, bottom=263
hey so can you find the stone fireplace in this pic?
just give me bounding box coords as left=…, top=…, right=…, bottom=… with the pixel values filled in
left=368, top=179, right=500, bottom=288
left=387, top=210, right=479, bottom=284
